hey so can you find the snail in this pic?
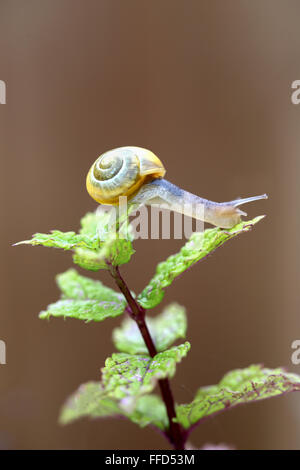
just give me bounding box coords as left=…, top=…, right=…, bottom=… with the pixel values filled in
left=86, top=146, right=267, bottom=229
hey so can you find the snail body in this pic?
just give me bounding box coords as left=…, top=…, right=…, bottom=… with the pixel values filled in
left=86, top=146, right=267, bottom=229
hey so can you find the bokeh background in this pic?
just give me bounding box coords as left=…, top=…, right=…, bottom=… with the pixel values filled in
left=1, top=0, right=300, bottom=449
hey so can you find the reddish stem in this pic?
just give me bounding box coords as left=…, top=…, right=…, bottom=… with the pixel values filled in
left=109, top=265, right=186, bottom=450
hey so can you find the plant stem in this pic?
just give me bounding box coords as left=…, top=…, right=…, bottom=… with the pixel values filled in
left=109, top=264, right=186, bottom=450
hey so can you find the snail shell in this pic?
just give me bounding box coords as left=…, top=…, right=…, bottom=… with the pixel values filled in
left=86, top=146, right=166, bottom=204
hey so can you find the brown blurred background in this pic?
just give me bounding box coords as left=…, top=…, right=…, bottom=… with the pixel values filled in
left=0, top=0, right=300, bottom=449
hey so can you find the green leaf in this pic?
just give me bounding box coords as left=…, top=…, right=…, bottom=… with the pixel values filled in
left=14, top=230, right=100, bottom=251
left=128, top=395, right=168, bottom=430
left=16, top=211, right=134, bottom=270
left=100, top=236, right=135, bottom=266
left=113, top=303, right=187, bottom=354
left=72, top=237, right=135, bottom=271
left=72, top=247, right=108, bottom=271
left=39, top=269, right=126, bottom=322
left=77, top=211, right=134, bottom=270
left=175, top=364, right=300, bottom=430
left=60, top=382, right=168, bottom=430
left=60, top=382, right=121, bottom=424
left=79, top=212, right=106, bottom=238
left=138, top=216, right=265, bottom=308
left=102, top=342, right=191, bottom=400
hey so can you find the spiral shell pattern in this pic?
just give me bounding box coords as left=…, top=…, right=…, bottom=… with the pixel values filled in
left=86, top=146, right=166, bottom=204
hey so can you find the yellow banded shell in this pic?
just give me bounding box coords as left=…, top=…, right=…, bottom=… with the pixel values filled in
left=86, top=146, right=166, bottom=204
